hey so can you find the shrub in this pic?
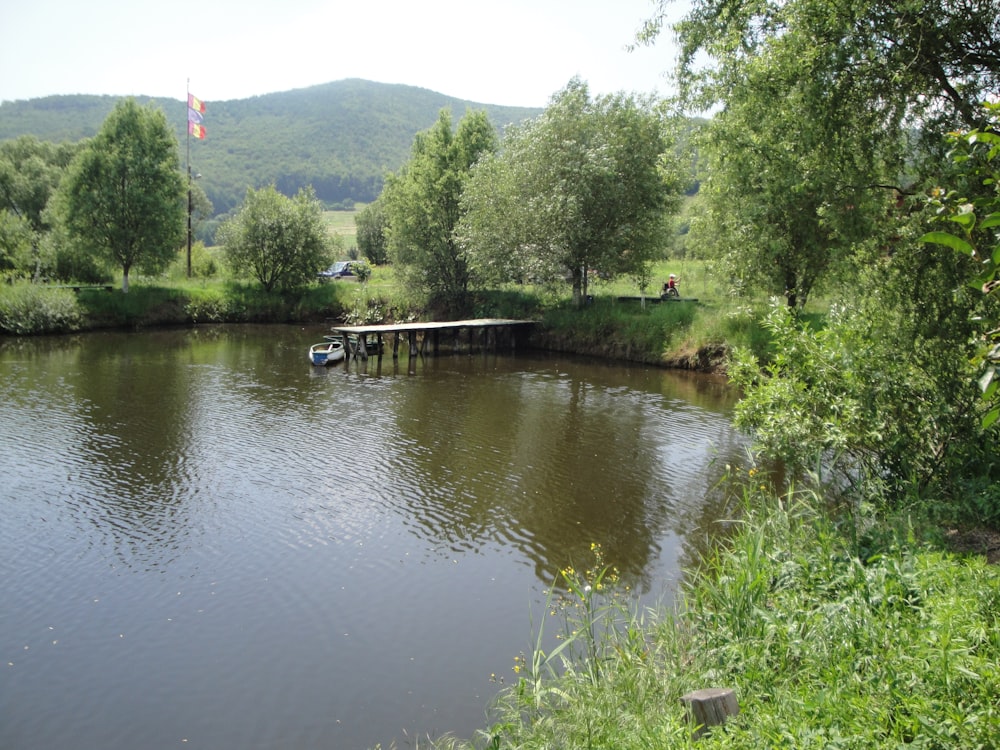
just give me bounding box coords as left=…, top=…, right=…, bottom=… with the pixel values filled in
left=185, top=288, right=233, bottom=323
left=0, top=283, right=82, bottom=334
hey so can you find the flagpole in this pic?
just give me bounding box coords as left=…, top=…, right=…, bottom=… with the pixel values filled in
left=186, top=78, right=193, bottom=278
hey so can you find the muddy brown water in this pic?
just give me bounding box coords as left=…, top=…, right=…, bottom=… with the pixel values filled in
left=1, top=325, right=746, bottom=749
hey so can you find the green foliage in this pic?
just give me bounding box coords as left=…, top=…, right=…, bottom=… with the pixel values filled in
left=58, top=98, right=184, bottom=292
left=184, top=286, right=235, bottom=323
left=354, top=199, right=389, bottom=265
left=188, top=241, right=220, bottom=280
left=728, top=305, right=869, bottom=482
left=0, top=135, right=82, bottom=233
left=49, top=227, right=113, bottom=285
left=467, top=290, right=544, bottom=321
left=461, top=79, right=679, bottom=308
left=922, top=102, right=1000, bottom=429
left=0, top=135, right=85, bottom=279
left=650, top=0, right=1000, bottom=312
left=342, top=284, right=389, bottom=326
left=657, top=0, right=1000, bottom=135
left=68, top=285, right=187, bottom=327
left=383, top=108, right=498, bottom=303
left=219, top=184, right=334, bottom=293
left=538, top=296, right=699, bottom=364
left=0, top=210, right=33, bottom=278
left=467, top=487, right=1000, bottom=750
left=728, top=284, right=992, bottom=507
left=691, top=88, right=889, bottom=307
left=349, top=258, right=372, bottom=282
left=0, top=282, right=82, bottom=334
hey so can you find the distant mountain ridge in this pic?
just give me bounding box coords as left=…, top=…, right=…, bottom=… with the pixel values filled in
left=0, top=79, right=542, bottom=215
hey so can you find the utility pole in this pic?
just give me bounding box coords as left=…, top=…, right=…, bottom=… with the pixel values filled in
left=186, top=79, right=193, bottom=278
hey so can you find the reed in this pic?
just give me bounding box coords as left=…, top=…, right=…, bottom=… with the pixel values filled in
left=0, top=283, right=82, bottom=334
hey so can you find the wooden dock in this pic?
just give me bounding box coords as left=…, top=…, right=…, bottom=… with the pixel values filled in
left=52, top=284, right=115, bottom=292
left=616, top=295, right=699, bottom=304
left=328, top=318, right=535, bottom=360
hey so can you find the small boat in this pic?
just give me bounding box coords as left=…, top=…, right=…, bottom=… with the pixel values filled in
left=308, top=340, right=345, bottom=366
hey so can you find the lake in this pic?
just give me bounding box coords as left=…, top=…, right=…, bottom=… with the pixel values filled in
left=0, top=325, right=745, bottom=749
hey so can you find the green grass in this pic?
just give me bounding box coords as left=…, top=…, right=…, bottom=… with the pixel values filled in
left=0, top=283, right=82, bottom=334
left=2, top=258, right=780, bottom=366
left=322, top=208, right=360, bottom=253
left=586, top=259, right=727, bottom=301
left=434, top=480, right=1000, bottom=750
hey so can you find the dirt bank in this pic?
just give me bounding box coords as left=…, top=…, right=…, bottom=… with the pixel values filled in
left=529, top=329, right=729, bottom=374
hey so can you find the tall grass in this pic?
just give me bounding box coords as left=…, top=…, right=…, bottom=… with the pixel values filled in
left=449, top=477, right=1000, bottom=750
left=537, top=295, right=724, bottom=366
left=0, top=283, right=82, bottom=334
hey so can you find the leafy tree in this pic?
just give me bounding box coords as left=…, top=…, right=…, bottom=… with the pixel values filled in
left=641, top=0, right=1000, bottom=305
left=689, top=69, right=889, bottom=306
left=643, top=0, right=1000, bottom=135
left=923, top=102, right=1000, bottom=429
left=59, top=99, right=184, bottom=292
left=381, top=108, right=497, bottom=303
left=354, top=198, right=389, bottom=265
left=218, top=184, right=333, bottom=293
left=189, top=179, right=214, bottom=242
left=0, top=209, right=33, bottom=277
left=0, top=136, right=80, bottom=232
left=0, top=136, right=82, bottom=278
left=460, top=79, right=677, bottom=307
left=729, top=273, right=988, bottom=509
left=728, top=165, right=996, bottom=514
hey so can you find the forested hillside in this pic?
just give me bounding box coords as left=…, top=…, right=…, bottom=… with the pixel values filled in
left=0, top=79, right=541, bottom=215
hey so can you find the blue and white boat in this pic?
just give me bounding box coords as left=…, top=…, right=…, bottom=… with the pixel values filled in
left=308, top=340, right=345, bottom=366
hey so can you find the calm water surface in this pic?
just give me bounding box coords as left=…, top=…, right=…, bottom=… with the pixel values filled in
left=1, top=325, right=745, bottom=749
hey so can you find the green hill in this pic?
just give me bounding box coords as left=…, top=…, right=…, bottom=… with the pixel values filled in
left=0, top=79, right=541, bottom=216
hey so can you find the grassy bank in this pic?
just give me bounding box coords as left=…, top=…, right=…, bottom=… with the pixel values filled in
left=434, top=479, right=1000, bottom=750
left=0, top=260, right=771, bottom=372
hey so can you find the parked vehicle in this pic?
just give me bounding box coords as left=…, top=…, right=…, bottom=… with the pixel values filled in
left=318, top=261, right=357, bottom=279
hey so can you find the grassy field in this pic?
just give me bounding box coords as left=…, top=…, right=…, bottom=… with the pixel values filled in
left=587, top=259, right=726, bottom=300
left=322, top=208, right=360, bottom=255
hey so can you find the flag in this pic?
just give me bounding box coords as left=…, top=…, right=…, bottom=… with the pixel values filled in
left=188, top=91, right=206, bottom=139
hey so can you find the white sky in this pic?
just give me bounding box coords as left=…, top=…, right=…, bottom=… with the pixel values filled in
left=0, top=0, right=686, bottom=108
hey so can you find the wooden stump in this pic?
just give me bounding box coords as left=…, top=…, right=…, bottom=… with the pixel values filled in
left=680, top=687, right=739, bottom=739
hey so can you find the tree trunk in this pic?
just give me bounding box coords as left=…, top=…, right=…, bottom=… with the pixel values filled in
left=784, top=269, right=797, bottom=308
left=571, top=267, right=585, bottom=308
